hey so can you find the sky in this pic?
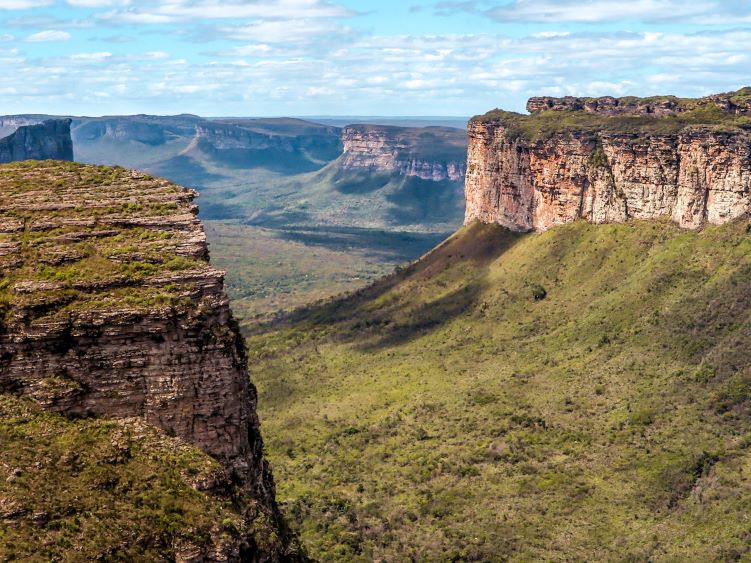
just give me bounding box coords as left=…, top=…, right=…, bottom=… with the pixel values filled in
left=0, top=0, right=750, bottom=117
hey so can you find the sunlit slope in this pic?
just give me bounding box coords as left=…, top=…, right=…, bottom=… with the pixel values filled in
left=249, top=219, right=751, bottom=561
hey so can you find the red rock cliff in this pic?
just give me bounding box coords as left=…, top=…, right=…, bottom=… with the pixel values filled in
left=465, top=89, right=751, bottom=232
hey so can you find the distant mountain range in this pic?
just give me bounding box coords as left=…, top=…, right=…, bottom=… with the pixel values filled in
left=0, top=112, right=469, bottom=316
left=0, top=113, right=468, bottom=233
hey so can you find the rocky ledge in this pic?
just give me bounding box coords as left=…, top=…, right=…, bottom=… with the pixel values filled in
left=0, top=161, right=288, bottom=561
left=527, top=87, right=751, bottom=117
left=340, top=125, right=467, bottom=182
left=467, top=88, right=751, bottom=232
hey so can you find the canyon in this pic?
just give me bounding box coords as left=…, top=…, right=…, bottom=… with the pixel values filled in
left=0, top=113, right=468, bottom=319
left=0, top=161, right=288, bottom=560
left=466, top=88, right=751, bottom=232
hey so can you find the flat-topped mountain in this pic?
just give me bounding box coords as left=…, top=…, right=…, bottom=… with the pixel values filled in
left=467, top=87, right=751, bottom=232
left=0, top=161, right=291, bottom=560
left=0, top=119, right=73, bottom=163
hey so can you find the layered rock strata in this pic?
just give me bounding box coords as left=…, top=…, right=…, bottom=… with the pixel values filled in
left=0, top=119, right=74, bottom=163
left=341, top=125, right=467, bottom=182
left=0, top=161, right=285, bottom=560
left=466, top=90, right=751, bottom=232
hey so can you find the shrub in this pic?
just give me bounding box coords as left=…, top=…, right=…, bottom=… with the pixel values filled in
left=531, top=284, right=547, bottom=301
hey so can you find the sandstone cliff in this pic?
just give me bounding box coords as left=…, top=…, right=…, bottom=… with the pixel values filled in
left=0, top=161, right=287, bottom=561
left=341, top=125, right=466, bottom=182
left=466, top=88, right=751, bottom=231
left=0, top=119, right=74, bottom=163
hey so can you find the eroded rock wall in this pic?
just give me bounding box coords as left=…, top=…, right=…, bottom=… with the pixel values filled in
left=341, top=125, right=467, bottom=182
left=465, top=121, right=751, bottom=232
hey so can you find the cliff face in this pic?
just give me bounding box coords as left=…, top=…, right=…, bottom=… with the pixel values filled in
left=0, top=119, right=74, bottom=163
left=0, top=161, right=286, bottom=560
left=466, top=89, right=751, bottom=232
left=341, top=125, right=467, bottom=182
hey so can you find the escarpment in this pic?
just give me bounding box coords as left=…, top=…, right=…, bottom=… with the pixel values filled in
left=0, top=119, right=74, bottom=163
left=466, top=88, right=751, bottom=232
left=341, top=125, right=467, bottom=182
left=0, top=161, right=287, bottom=561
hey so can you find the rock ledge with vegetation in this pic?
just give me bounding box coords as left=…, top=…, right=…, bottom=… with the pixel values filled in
left=0, top=161, right=292, bottom=561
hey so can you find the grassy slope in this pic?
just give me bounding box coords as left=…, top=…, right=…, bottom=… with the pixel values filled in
left=200, top=156, right=463, bottom=319
left=248, top=219, right=751, bottom=561
left=0, top=395, right=279, bottom=561
left=197, top=156, right=464, bottom=234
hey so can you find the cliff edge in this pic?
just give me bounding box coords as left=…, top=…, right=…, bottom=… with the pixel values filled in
left=0, top=119, right=74, bottom=163
left=466, top=87, right=751, bottom=232
left=0, top=161, right=289, bottom=561
left=341, top=124, right=466, bottom=182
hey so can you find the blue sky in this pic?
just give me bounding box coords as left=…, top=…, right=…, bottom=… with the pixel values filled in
left=1, top=0, right=750, bottom=116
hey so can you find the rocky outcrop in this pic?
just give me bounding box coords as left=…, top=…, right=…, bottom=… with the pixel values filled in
left=0, top=119, right=74, bottom=163
left=466, top=90, right=751, bottom=232
left=527, top=87, right=751, bottom=117
left=0, top=161, right=287, bottom=560
left=341, top=125, right=466, bottom=182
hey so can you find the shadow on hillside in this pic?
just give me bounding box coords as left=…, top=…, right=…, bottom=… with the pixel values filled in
left=385, top=177, right=464, bottom=226
left=270, top=222, right=523, bottom=348
left=268, top=225, right=452, bottom=261
left=359, top=280, right=486, bottom=350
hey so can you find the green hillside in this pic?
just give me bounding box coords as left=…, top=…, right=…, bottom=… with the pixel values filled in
left=0, top=396, right=283, bottom=561
left=247, top=219, right=751, bottom=561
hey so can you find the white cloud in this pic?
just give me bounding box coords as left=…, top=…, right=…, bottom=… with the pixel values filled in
left=0, top=0, right=52, bottom=9
left=66, top=0, right=129, bottom=6
left=70, top=51, right=113, bottom=60
left=218, top=18, right=349, bottom=43
left=442, top=0, right=751, bottom=24
left=97, top=0, right=353, bottom=23
left=25, top=30, right=72, bottom=42
left=1, top=1, right=750, bottom=115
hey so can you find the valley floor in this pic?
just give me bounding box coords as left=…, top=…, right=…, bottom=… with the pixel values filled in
left=246, top=219, right=751, bottom=561
left=205, top=220, right=449, bottom=322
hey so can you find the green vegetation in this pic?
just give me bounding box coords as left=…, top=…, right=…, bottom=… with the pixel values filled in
left=248, top=219, right=751, bottom=561
left=474, top=88, right=751, bottom=141
left=197, top=148, right=464, bottom=319
left=205, top=221, right=447, bottom=322
left=0, top=395, right=278, bottom=561
left=206, top=221, right=391, bottom=322
left=0, top=161, right=205, bottom=324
